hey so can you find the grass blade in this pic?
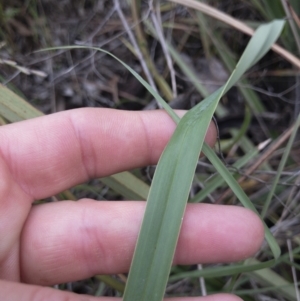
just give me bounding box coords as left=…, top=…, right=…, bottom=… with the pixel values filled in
left=124, top=88, right=224, bottom=301
left=169, top=259, right=276, bottom=281
left=261, top=112, right=300, bottom=217
left=123, top=20, right=284, bottom=300
left=101, top=172, right=149, bottom=200
left=0, top=84, right=43, bottom=122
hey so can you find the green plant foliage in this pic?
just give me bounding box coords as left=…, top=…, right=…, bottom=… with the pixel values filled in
left=41, top=20, right=285, bottom=301
left=0, top=84, right=43, bottom=122
left=123, top=20, right=284, bottom=301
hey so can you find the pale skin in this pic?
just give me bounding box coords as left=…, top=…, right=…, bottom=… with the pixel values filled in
left=0, top=108, right=264, bottom=300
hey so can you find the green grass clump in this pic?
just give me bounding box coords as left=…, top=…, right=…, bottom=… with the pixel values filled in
left=1, top=1, right=300, bottom=300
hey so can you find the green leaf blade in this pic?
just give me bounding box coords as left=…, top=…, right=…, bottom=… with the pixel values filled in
left=0, top=84, right=43, bottom=122
left=123, top=95, right=220, bottom=300
left=124, top=20, right=284, bottom=300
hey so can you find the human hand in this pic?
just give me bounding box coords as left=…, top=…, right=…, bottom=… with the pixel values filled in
left=0, top=108, right=264, bottom=300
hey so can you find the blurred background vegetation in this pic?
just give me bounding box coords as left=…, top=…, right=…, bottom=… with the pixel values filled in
left=0, top=0, right=300, bottom=299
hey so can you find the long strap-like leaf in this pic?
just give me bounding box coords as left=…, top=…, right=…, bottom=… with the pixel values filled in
left=123, top=20, right=284, bottom=301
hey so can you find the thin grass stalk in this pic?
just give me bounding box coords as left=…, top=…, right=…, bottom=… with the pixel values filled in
left=261, top=113, right=300, bottom=217
left=190, top=147, right=260, bottom=203
left=130, top=0, right=173, bottom=100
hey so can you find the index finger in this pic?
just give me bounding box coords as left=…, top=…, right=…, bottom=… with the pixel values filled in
left=0, top=108, right=216, bottom=200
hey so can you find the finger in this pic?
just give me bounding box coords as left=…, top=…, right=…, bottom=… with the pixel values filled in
left=0, top=154, right=32, bottom=280
left=1, top=280, right=100, bottom=301
left=0, top=108, right=216, bottom=200
left=0, top=280, right=241, bottom=301
left=21, top=201, right=264, bottom=285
